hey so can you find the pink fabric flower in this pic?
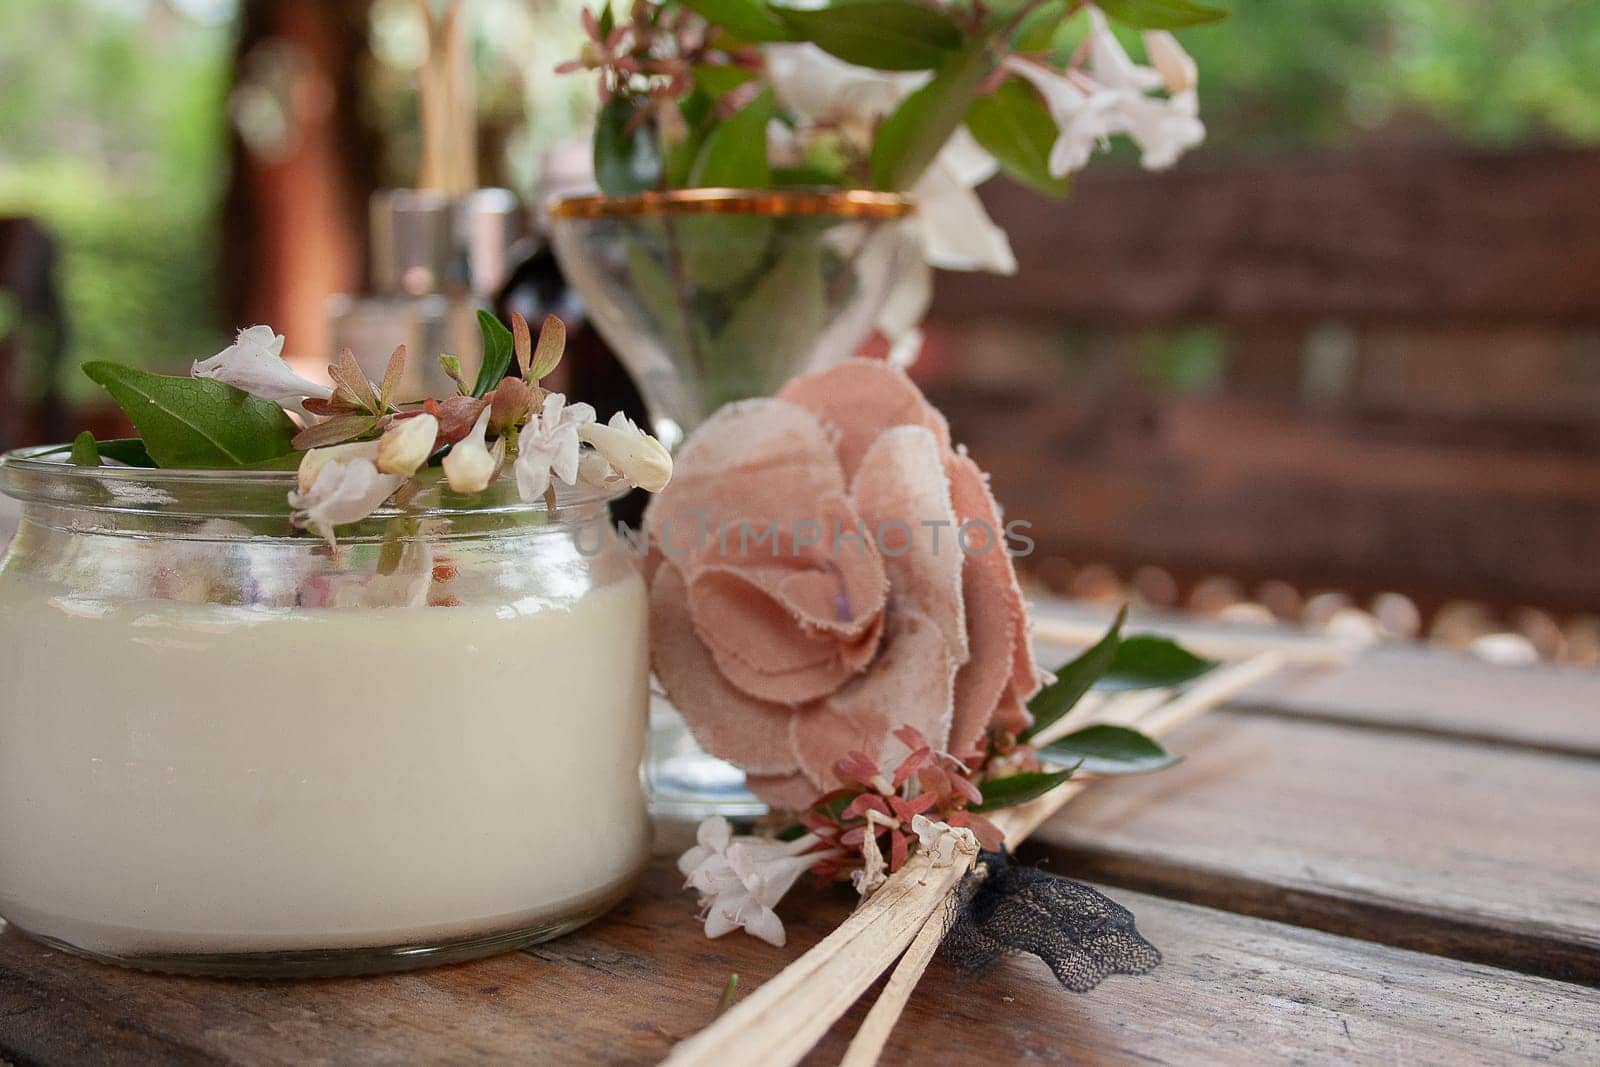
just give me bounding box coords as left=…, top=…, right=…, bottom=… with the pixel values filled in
left=644, top=360, right=1042, bottom=810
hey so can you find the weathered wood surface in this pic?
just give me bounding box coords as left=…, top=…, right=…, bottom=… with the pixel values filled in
left=936, top=147, right=1600, bottom=323
left=2, top=860, right=1597, bottom=1067
left=1032, top=602, right=1600, bottom=757
left=1031, top=713, right=1600, bottom=983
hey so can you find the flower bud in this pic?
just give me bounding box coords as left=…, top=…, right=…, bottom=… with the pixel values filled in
left=376, top=412, right=439, bottom=477
left=577, top=412, right=673, bottom=492
left=441, top=408, right=498, bottom=494
left=297, top=439, right=380, bottom=494
left=489, top=378, right=532, bottom=433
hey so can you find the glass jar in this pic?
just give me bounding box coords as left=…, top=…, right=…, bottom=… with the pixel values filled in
left=0, top=447, right=650, bottom=976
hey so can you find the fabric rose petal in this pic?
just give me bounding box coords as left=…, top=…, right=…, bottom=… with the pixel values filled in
left=644, top=360, right=1042, bottom=809
left=191, top=326, right=332, bottom=415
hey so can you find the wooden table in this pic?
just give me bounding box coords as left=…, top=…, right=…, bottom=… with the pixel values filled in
left=2, top=606, right=1598, bottom=1065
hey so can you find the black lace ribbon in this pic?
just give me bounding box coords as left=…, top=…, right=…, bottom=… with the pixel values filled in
left=942, top=850, right=1161, bottom=992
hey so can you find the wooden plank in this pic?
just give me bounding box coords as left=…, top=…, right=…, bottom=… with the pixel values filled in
left=1030, top=713, right=1600, bottom=983
left=1031, top=601, right=1600, bottom=757
left=3, top=859, right=1597, bottom=1065
left=934, top=147, right=1600, bottom=323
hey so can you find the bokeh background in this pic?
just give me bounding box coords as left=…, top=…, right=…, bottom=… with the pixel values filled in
left=3, top=0, right=1598, bottom=662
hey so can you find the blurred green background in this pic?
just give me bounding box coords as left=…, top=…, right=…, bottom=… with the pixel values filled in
left=3, top=0, right=1599, bottom=395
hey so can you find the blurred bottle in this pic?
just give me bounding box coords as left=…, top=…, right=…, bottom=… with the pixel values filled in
left=328, top=187, right=523, bottom=400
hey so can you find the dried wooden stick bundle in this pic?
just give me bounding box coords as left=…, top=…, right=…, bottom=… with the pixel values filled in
left=664, top=654, right=1285, bottom=1067
left=662, top=855, right=970, bottom=1066
left=1032, top=615, right=1359, bottom=667
left=414, top=0, right=476, bottom=196
left=835, top=895, right=957, bottom=1067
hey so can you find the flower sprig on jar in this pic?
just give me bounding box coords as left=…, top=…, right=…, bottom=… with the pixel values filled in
left=69, top=313, right=672, bottom=544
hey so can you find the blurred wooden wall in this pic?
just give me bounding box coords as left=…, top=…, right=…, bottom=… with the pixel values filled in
left=925, top=146, right=1600, bottom=625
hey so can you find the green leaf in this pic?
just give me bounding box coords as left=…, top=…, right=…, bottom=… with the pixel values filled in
left=680, top=214, right=775, bottom=292
left=704, top=232, right=824, bottom=405
left=780, top=1, right=963, bottom=71
left=68, top=431, right=101, bottom=466
left=1019, top=605, right=1126, bottom=742
left=1097, top=0, right=1225, bottom=29
left=966, top=78, right=1072, bottom=199
left=871, top=42, right=991, bottom=190
left=594, top=97, right=662, bottom=196
left=1100, top=635, right=1219, bottom=691
left=662, top=93, right=714, bottom=189
left=680, top=0, right=795, bottom=42
left=81, top=361, right=298, bottom=469
left=972, top=766, right=1079, bottom=812
left=1011, top=0, right=1068, bottom=50
left=93, top=438, right=156, bottom=466
left=773, top=163, right=848, bottom=187
left=240, top=451, right=309, bottom=471
left=622, top=236, right=697, bottom=364
left=471, top=311, right=515, bottom=397
left=691, top=64, right=758, bottom=97
left=689, top=89, right=775, bottom=188
left=1043, top=725, right=1178, bottom=775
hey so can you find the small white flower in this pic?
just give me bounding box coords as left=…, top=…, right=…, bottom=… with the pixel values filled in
left=762, top=43, right=1013, bottom=280
left=763, top=43, right=915, bottom=148
left=295, top=439, right=380, bottom=494
left=513, top=392, right=595, bottom=503
left=911, top=141, right=1017, bottom=276
left=1085, top=7, right=1164, bottom=93
left=910, top=814, right=979, bottom=869
left=1003, top=57, right=1123, bottom=177
left=376, top=412, right=439, bottom=477
left=576, top=412, right=673, bottom=493
left=1003, top=9, right=1205, bottom=177
left=1118, top=89, right=1205, bottom=171
left=442, top=407, right=501, bottom=494
left=192, top=326, right=332, bottom=411
left=677, top=816, right=828, bottom=947
left=287, top=458, right=403, bottom=544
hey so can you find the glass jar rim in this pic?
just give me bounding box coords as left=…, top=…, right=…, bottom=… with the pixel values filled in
left=0, top=443, right=621, bottom=523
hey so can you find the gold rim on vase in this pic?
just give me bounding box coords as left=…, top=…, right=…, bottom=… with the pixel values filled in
left=546, top=188, right=916, bottom=221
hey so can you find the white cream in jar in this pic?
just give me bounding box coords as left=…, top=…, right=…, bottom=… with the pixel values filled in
left=0, top=573, right=649, bottom=961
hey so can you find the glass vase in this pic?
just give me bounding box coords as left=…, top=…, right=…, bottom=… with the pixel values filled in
left=548, top=189, right=920, bottom=818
